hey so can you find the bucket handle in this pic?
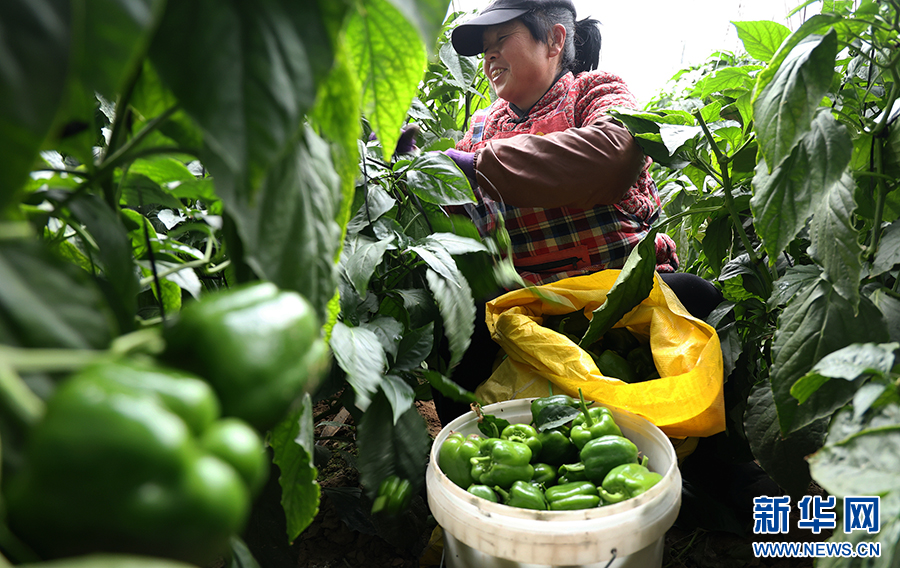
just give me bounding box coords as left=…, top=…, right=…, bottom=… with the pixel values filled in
left=604, top=548, right=617, bottom=568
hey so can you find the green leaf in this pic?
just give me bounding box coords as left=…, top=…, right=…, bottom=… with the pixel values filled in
left=809, top=404, right=900, bottom=498
left=658, top=124, right=702, bottom=156
left=0, top=0, right=71, bottom=209
left=357, top=389, right=432, bottom=498
left=439, top=41, right=480, bottom=88
left=150, top=0, right=334, bottom=183
left=791, top=342, right=898, bottom=404
left=405, top=151, right=477, bottom=205
left=362, top=316, right=405, bottom=363
left=271, top=394, right=321, bottom=542
left=385, top=0, right=450, bottom=53
left=425, top=268, right=475, bottom=368
left=579, top=230, right=657, bottom=347
left=753, top=14, right=843, bottom=104
left=701, top=215, right=732, bottom=275
left=216, top=127, right=344, bottom=321
left=870, top=287, right=900, bottom=343
left=0, top=240, right=116, bottom=349
left=751, top=110, right=852, bottom=262
left=330, top=321, right=387, bottom=410
left=733, top=20, right=792, bottom=63
left=872, top=219, right=900, bottom=278
left=228, top=536, right=262, bottom=568
left=393, top=321, right=434, bottom=372
left=771, top=278, right=890, bottom=435
left=423, top=233, right=487, bottom=255
left=769, top=264, right=821, bottom=308
left=62, top=192, right=140, bottom=332
left=695, top=66, right=762, bottom=99
left=343, top=235, right=394, bottom=299
left=744, top=381, right=828, bottom=499
left=381, top=375, right=416, bottom=424
left=348, top=0, right=428, bottom=160
left=119, top=173, right=186, bottom=210
left=754, top=30, right=838, bottom=172
left=808, top=173, right=862, bottom=309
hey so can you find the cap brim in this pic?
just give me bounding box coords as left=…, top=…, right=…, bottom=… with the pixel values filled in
left=450, top=8, right=529, bottom=56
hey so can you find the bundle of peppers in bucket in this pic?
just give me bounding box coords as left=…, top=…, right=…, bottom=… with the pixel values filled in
left=543, top=312, right=659, bottom=384
left=438, top=391, right=662, bottom=510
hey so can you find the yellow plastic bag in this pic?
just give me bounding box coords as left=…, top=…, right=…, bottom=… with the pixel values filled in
left=475, top=270, right=725, bottom=439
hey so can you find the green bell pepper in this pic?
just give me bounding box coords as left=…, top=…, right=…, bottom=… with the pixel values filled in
left=466, top=484, right=499, bottom=503
left=495, top=480, right=548, bottom=510
left=536, top=426, right=578, bottom=466
left=545, top=481, right=601, bottom=510
left=439, top=432, right=484, bottom=489
left=557, top=462, right=588, bottom=484
left=594, top=349, right=638, bottom=383
left=627, top=344, right=660, bottom=382
left=370, top=475, right=413, bottom=516
left=570, top=390, right=622, bottom=450
left=501, top=423, right=542, bottom=462
left=531, top=462, right=557, bottom=487
left=598, top=462, right=662, bottom=504
left=470, top=439, right=534, bottom=489
left=162, top=281, right=330, bottom=431
left=580, top=434, right=640, bottom=485
left=5, top=359, right=266, bottom=565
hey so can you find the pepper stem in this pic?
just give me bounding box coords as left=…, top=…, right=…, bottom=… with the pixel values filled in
left=577, top=388, right=594, bottom=427
left=598, top=488, right=627, bottom=504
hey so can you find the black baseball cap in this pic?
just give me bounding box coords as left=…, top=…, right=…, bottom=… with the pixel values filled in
left=451, top=0, right=576, bottom=56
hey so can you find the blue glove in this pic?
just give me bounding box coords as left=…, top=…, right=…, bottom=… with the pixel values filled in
left=443, top=148, right=476, bottom=185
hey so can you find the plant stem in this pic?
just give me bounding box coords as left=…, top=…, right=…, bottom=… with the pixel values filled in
left=866, top=135, right=887, bottom=261
left=0, top=361, right=46, bottom=427
left=694, top=111, right=774, bottom=294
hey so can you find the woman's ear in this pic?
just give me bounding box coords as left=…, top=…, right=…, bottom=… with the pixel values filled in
left=547, top=23, right=566, bottom=57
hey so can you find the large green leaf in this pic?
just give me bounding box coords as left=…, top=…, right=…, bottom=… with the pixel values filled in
left=808, top=173, right=862, bottom=309
left=0, top=240, right=116, bottom=349
left=872, top=219, right=900, bottom=277
left=751, top=111, right=852, bottom=262
left=870, top=286, right=900, bottom=343
left=330, top=321, right=387, bottom=410
left=0, top=0, right=70, bottom=210
left=579, top=230, right=658, bottom=347
left=790, top=343, right=898, bottom=405
left=341, top=235, right=394, bottom=299
left=216, top=127, right=344, bottom=321
left=425, top=268, right=474, bottom=369
left=405, top=152, right=477, bottom=205
left=732, top=20, right=792, bottom=63
left=809, top=403, right=900, bottom=502
left=346, top=0, right=428, bottom=161
left=744, top=381, right=828, bottom=499
left=271, top=394, right=320, bottom=541
left=771, top=278, right=890, bottom=435
left=356, top=388, right=433, bottom=498
left=754, top=30, right=838, bottom=172
left=150, top=0, right=334, bottom=184
left=752, top=14, right=843, bottom=103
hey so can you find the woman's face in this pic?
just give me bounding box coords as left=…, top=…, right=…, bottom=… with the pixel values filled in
left=482, top=20, right=563, bottom=110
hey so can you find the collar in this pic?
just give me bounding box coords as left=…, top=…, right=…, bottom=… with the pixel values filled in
left=508, top=70, right=573, bottom=123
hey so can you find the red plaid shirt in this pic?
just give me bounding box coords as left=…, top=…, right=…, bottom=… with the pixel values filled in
left=456, top=71, right=678, bottom=285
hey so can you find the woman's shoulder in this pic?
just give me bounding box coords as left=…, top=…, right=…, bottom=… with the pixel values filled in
left=572, top=70, right=638, bottom=114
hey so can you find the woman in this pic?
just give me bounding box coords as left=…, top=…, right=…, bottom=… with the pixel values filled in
left=435, top=0, right=720, bottom=424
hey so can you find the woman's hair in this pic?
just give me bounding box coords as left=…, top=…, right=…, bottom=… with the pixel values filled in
left=518, top=6, right=601, bottom=75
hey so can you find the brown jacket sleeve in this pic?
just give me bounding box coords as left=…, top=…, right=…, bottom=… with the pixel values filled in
left=473, top=117, right=645, bottom=210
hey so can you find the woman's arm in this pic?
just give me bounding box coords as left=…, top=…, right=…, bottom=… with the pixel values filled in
left=473, top=116, right=645, bottom=210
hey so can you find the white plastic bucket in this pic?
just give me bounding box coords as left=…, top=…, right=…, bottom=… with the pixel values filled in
left=425, top=398, right=681, bottom=568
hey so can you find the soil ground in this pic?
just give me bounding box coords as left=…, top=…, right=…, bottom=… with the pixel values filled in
left=241, top=400, right=825, bottom=568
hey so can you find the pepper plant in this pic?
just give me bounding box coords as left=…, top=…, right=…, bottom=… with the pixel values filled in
left=0, top=0, right=474, bottom=564
left=611, top=1, right=900, bottom=562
